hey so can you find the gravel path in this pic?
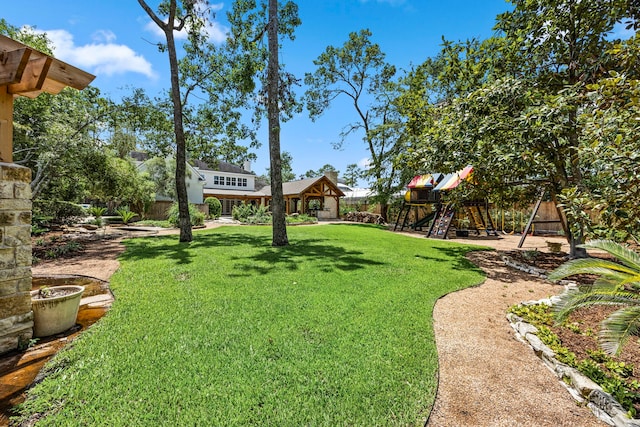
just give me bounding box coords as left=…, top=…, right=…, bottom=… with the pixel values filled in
left=427, top=249, right=606, bottom=426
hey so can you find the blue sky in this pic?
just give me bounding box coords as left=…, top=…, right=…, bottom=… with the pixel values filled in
left=4, top=0, right=514, bottom=184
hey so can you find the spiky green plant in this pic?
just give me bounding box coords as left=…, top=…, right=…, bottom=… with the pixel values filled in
left=548, top=240, right=640, bottom=355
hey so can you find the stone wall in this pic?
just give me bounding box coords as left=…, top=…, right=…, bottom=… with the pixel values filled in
left=0, top=162, right=33, bottom=354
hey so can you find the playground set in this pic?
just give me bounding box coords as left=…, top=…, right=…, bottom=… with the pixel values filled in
left=394, top=166, right=568, bottom=244
left=394, top=166, right=499, bottom=239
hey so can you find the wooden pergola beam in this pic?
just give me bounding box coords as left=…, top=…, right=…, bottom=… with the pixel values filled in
left=0, top=34, right=95, bottom=163
left=0, top=47, right=31, bottom=85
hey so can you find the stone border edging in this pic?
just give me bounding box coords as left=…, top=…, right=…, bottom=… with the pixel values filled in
left=502, top=254, right=640, bottom=427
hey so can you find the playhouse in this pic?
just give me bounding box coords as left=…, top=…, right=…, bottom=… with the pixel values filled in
left=394, top=166, right=499, bottom=239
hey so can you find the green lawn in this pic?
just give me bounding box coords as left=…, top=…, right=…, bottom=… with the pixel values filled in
left=16, top=224, right=486, bottom=426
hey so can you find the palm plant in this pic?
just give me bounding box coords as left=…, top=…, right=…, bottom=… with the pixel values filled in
left=548, top=240, right=640, bottom=355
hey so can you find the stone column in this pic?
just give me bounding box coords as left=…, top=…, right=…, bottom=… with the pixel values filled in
left=0, top=162, right=33, bottom=354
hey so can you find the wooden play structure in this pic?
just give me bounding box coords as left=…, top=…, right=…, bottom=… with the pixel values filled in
left=394, top=166, right=499, bottom=239
left=517, top=188, right=569, bottom=248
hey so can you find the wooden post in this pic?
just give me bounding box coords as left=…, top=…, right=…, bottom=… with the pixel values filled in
left=0, top=85, right=13, bottom=163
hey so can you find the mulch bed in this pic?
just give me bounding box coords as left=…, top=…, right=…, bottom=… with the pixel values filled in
left=507, top=248, right=640, bottom=414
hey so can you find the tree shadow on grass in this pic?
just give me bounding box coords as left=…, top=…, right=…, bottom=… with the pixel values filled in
left=413, top=244, right=492, bottom=273
left=228, top=237, right=385, bottom=276
left=118, top=230, right=385, bottom=274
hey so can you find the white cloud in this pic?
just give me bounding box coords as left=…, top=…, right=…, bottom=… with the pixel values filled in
left=142, top=7, right=229, bottom=45
left=357, top=157, right=371, bottom=169
left=33, top=28, right=156, bottom=79
left=92, top=29, right=116, bottom=43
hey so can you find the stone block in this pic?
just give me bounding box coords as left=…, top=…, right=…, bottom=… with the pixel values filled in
left=0, top=292, right=31, bottom=318
left=0, top=278, right=18, bottom=297
left=0, top=212, right=15, bottom=226
left=18, top=210, right=31, bottom=224
left=13, top=182, right=31, bottom=199
left=0, top=247, right=15, bottom=270
left=0, top=311, right=33, bottom=336
left=564, top=366, right=601, bottom=398
left=0, top=181, right=12, bottom=198
left=3, top=225, right=30, bottom=246
left=15, top=245, right=31, bottom=267
left=0, top=163, right=31, bottom=182
left=16, top=276, right=31, bottom=292
left=0, top=266, right=31, bottom=282
left=0, top=335, right=18, bottom=355
left=0, top=199, right=31, bottom=211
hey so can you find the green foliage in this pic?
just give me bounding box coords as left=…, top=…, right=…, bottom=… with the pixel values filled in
left=286, top=214, right=318, bottom=224
left=304, top=29, right=409, bottom=217
left=204, top=197, right=222, bottom=219
left=167, top=202, right=204, bottom=228
left=510, top=297, right=640, bottom=415
left=400, top=0, right=637, bottom=253
left=508, top=303, right=554, bottom=326
left=88, top=206, right=106, bottom=218
left=32, top=238, right=83, bottom=263
left=13, top=225, right=485, bottom=425
left=32, top=200, right=87, bottom=225
left=232, top=202, right=271, bottom=224
left=549, top=240, right=640, bottom=355
left=116, top=206, right=138, bottom=225
left=135, top=220, right=172, bottom=228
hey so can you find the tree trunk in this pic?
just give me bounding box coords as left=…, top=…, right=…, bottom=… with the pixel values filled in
left=165, top=2, right=192, bottom=243
left=138, top=0, right=192, bottom=242
left=268, top=0, right=288, bottom=247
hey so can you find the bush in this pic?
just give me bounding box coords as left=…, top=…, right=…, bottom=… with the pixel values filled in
left=116, top=206, right=138, bottom=225
left=167, top=202, right=205, bottom=227
left=204, top=197, right=222, bottom=219
left=232, top=202, right=271, bottom=224
left=33, top=200, right=87, bottom=225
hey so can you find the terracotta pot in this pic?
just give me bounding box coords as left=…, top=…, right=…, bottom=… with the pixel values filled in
left=30, top=285, right=85, bottom=337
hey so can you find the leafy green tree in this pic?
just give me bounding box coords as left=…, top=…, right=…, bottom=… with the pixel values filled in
left=401, top=0, right=633, bottom=256
left=300, top=164, right=338, bottom=179
left=343, top=164, right=362, bottom=187
left=226, top=0, right=301, bottom=246
left=304, top=29, right=405, bottom=220
left=549, top=240, right=640, bottom=355
left=4, top=20, right=117, bottom=204
left=263, top=151, right=295, bottom=184
left=85, top=155, right=155, bottom=216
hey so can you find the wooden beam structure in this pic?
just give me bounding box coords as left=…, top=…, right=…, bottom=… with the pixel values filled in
left=0, top=34, right=95, bottom=162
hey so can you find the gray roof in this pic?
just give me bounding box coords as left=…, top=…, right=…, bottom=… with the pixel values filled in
left=192, top=159, right=254, bottom=175
left=259, top=176, right=345, bottom=197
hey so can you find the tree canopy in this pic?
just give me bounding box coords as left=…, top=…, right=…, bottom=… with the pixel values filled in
left=400, top=0, right=639, bottom=253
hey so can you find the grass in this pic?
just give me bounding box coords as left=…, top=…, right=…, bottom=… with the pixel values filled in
left=15, top=224, right=487, bottom=426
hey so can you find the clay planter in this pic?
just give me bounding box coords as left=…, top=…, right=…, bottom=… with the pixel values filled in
left=30, top=285, right=85, bottom=337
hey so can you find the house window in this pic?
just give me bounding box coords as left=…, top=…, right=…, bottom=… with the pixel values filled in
left=213, top=176, right=219, bottom=185
left=231, top=177, right=237, bottom=186
left=226, top=177, right=231, bottom=186
left=241, top=178, right=247, bottom=187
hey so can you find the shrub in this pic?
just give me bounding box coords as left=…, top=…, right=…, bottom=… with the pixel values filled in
left=33, top=200, right=87, bottom=225
left=204, top=197, right=222, bottom=219
left=167, top=202, right=205, bottom=227
left=232, top=202, right=271, bottom=224
left=549, top=240, right=640, bottom=355
left=116, top=206, right=138, bottom=225
left=88, top=206, right=107, bottom=218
